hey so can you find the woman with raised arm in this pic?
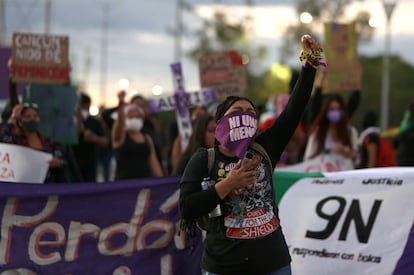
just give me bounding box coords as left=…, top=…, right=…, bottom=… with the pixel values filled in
left=179, top=35, right=325, bottom=275
left=111, top=91, right=163, bottom=180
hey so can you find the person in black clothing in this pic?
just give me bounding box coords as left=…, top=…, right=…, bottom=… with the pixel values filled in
left=395, top=102, right=414, bottom=166
left=111, top=97, right=163, bottom=180
left=101, top=91, right=166, bottom=178
left=71, top=93, right=108, bottom=182
left=179, top=35, right=322, bottom=275
left=130, top=93, right=165, bottom=171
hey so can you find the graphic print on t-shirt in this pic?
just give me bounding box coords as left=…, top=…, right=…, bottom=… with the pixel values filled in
left=221, top=152, right=279, bottom=239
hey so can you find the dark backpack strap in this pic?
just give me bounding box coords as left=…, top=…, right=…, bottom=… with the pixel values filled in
left=207, top=147, right=215, bottom=174
left=251, top=142, right=272, bottom=169
left=196, top=147, right=216, bottom=231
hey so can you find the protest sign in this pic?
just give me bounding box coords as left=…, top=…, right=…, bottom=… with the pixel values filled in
left=199, top=50, right=247, bottom=100
left=148, top=88, right=216, bottom=113
left=23, top=84, right=78, bottom=144
left=0, top=143, right=51, bottom=183
left=169, top=62, right=193, bottom=151
left=323, top=23, right=362, bottom=92
left=149, top=63, right=216, bottom=153
left=11, top=32, right=70, bottom=84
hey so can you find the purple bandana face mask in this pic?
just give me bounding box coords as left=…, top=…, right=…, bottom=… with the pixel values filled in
left=215, top=112, right=258, bottom=159
left=326, top=110, right=343, bottom=123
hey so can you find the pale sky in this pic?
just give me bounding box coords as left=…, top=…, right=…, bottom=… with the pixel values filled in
left=2, top=0, right=413, bottom=107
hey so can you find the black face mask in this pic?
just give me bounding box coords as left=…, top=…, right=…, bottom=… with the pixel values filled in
left=21, top=120, right=39, bottom=132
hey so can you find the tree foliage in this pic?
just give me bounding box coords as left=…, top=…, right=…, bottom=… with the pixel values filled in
left=351, top=56, right=414, bottom=130
left=186, top=11, right=267, bottom=67
left=281, top=0, right=374, bottom=63
left=296, top=0, right=353, bottom=21
left=180, top=0, right=413, bottom=130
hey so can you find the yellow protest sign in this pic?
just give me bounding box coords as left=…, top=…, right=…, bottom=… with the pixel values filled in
left=323, top=23, right=362, bottom=92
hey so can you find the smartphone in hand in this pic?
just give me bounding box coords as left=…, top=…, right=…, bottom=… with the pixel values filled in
left=241, top=151, right=261, bottom=169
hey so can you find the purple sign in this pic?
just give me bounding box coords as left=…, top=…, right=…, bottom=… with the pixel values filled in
left=0, top=177, right=203, bottom=274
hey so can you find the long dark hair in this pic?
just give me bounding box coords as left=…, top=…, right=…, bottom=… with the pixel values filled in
left=308, top=94, right=352, bottom=158
left=182, top=114, right=214, bottom=157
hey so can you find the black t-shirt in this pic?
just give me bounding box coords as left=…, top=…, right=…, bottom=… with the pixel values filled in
left=179, top=66, right=316, bottom=274
left=72, top=116, right=105, bottom=166
left=114, top=134, right=151, bottom=180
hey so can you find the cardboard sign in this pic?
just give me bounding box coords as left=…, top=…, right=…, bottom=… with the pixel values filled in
left=199, top=50, right=247, bottom=100
left=11, top=32, right=70, bottom=84
left=323, top=23, right=362, bottom=92
left=24, top=85, right=78, bottom=144
left=0, top=143, right=52, bottom=183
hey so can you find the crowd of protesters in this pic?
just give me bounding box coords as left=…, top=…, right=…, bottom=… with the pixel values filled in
left=0, top=67, right=412, bottom=184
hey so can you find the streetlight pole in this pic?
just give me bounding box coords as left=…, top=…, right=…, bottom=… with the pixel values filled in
left=0, top=0, right=6, bottom=45
left=45, top=0, right=52, bottom=34
left=174, top=0, right=183, bottom=62
left=101, top=3, right=109, bottom=106
left=380, top=0, right=396, bottom=131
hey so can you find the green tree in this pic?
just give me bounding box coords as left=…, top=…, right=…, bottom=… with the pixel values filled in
left=351, top=56, right=414, bottom=131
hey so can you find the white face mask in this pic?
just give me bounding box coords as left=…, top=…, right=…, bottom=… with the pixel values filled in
left=81, top=110, right=89, bottom=120
left=125, top=118, right=143, bottom=132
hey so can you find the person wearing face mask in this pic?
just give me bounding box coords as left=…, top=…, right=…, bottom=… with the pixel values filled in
left=71, top=93, right=109, bottom=182
left=111, top=101, right=163, bottom=180
left=1, top=103, right=67, bottom=183
left=304, top=93, right=358, bottom=165
left=179, top=35, right=323, bottom=275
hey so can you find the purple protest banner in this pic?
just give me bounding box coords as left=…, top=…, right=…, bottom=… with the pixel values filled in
left=170, top=63, right=192, bottom=152
left=0, top=177, right=203, bottom=274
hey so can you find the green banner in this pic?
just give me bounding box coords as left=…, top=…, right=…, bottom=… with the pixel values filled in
left=273, top=171, right=323, bottom=204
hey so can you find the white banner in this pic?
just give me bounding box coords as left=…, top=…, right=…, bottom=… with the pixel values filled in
left=279, top=168, right=414, bottom=275
left=276, top=153, right=354, bottom=173
left=0, top=143, right=52, bottom=184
